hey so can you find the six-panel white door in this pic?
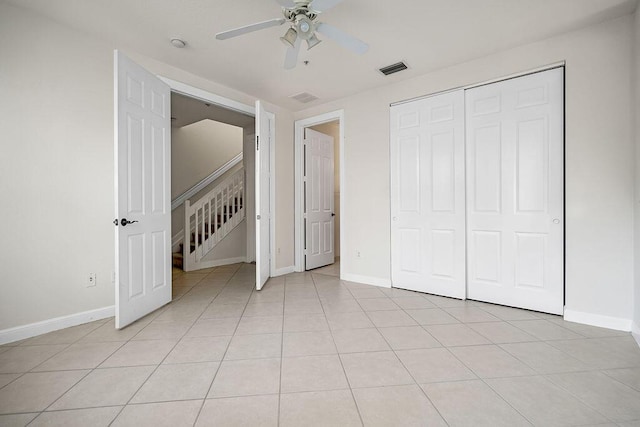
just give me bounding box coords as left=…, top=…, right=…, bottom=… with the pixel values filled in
left=305, top=128, right=335, bottom=270
left=465, top=68, right=564, bottom=314
left=114, top=51, right=172, bottom=329
left=255, top=101, right=271, bottom=290
left=390, top=90, right=467, bottom=299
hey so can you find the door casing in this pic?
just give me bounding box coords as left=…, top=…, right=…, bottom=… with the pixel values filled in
left=294, top=110, right=345, bottom=275
left=122, top=74, right=277, bottom=283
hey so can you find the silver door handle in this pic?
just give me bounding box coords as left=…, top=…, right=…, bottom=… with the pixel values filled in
left=552, top=218, right=560, bottom=224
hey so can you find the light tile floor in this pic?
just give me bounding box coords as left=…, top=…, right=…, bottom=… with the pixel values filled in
left=1, top=262, right=640, bottom=426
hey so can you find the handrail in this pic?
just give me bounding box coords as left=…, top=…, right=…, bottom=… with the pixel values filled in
left=183, top=168, right=245, bottom=271
left=171, top=153, right=243, bottom=211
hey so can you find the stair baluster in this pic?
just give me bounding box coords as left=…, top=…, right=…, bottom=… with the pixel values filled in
left=182, top=168, right=245, bottom=271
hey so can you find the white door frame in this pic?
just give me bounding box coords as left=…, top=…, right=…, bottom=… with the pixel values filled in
left=294, top=110, right=345, bottom=275
left=157, top=77, right=277, bottom=275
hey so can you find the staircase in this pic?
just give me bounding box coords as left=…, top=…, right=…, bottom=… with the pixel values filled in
left=173, top=168, right=245, bottom=271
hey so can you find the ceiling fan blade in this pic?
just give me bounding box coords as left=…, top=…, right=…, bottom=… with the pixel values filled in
left=274, top=0, right=296, bottom=7
left=315, top=23, right=369, bottom=54
left=310, top=0, right=345, bottom=12
left=216, top=18, right=285, bottom=40
left=284, top=39, right=302, bottom=69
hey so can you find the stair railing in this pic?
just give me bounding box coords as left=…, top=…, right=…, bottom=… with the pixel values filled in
left=183, top=168, right=244, bottom=271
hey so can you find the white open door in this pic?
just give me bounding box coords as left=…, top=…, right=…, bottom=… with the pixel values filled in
left=390, top=90, right=466, bottom=299
left=304, top=128, right=335, bottom=270
left=465, top=68, right=564, bottom=314
left=114, top=51, right=171, bottom=328
left=255, top=101, right=271, bottom=290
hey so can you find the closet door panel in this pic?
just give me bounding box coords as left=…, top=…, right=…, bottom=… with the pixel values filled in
left=465, top=68, right=564, bottom=314
left=391, top=90, right=466, bottom=299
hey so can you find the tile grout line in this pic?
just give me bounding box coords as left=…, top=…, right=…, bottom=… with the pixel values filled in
left=192, top=264, right=261, bottom=427
left=276, top=277, right=288, bottom=427
left=107, top=264, right=241, bottom=427
left=22, top=319, right=118, bottom=425
left=310, top=270, right=366, bottom=427
left=364, top=291, right=452, bottom=426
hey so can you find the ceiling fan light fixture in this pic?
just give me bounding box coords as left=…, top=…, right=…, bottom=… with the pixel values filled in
left=306, top=33, right=321, bottom=50
left=295, top=15, right=314, bottom=40
left=280, top=27, right=298, bottom=48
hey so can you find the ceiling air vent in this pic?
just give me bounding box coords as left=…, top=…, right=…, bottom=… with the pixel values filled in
left=379, top=61, right=408, bottom=76
left=290, top=92, right=319, bottom=103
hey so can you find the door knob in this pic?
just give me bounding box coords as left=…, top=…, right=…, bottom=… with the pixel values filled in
left=393, top=217, right=398, bottom=221
left=331, top=213, right=335, bottom=217
left=120, top=218, right=139, bottom=226
left=552, top=218, right=560, bottom=224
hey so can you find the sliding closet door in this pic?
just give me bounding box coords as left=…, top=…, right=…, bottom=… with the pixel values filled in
left=390, top=90, right=466, bottom=299
left=465, top=68, right=564, bottom=314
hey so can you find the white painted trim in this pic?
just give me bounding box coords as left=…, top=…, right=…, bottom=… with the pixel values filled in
left=294, top=110, right=345, bottom=276
left=268, top=111, right=277, bottom=277
left=171, top=153, right=243, bottom=211
left=563, top=309, right=632, bottom=332
left=273, top=266, right=296, bottom=277
left=390, top=61, right=566, bottom=107
left=632, top=321, right=640, bottom=347
left=190, top=256, right=248, bottom=271
left=0, top=306, right=115, bottom=345
left=172, top=230, right=184, bottom=248
left=158, top=78, right=276, bottom=276
left=159, top=77, right=255, bottom=116
left=342, top=273, right=392, bottom=289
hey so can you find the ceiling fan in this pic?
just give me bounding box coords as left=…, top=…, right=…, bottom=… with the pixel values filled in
left=215, top=0, right=369, bottom=69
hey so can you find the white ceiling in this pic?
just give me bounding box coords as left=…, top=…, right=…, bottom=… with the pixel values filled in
left=8, top=0, right=638, bottom=111
left=171, top=92, right=254, bottom=129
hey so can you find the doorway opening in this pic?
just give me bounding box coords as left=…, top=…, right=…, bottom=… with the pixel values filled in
left=159, top=79, right=276, bottom=290
left=114, top=51, right=275, bottom=328
left=169, top=92, right=256, bottom=273
left=294, top=111, right=345, bottom=277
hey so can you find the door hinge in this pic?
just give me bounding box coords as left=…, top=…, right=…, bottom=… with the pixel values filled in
left=256, top=135, right=259, bottom=151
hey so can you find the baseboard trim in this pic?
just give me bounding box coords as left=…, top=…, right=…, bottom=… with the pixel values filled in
left=190, top=256, right=247, bottom=271
left=0, top=306, right=115, bottom=345
left=342, top=273, right=391, bottom=289
left=272, top=266, right=295, bottom=277
left=563, top=309, right=632, bottom=332
left=632, top=321, right=640, bottom=347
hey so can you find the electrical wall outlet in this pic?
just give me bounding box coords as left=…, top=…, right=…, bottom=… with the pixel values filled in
left=87, top=273, right=97, bottom=287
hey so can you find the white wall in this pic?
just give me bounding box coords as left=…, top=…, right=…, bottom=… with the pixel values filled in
left=198, top=219, right=247, bottom=266
left=0, top=2, right=295, bottom=333
left=296, top=15, right=636, bottom=328
left=172, top=119, right=242, bottom=199
left=633, top=6, right=640, bottom=340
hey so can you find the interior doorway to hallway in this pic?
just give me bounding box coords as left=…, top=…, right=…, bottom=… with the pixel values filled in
left=294, top=111, right=345, bottom=276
